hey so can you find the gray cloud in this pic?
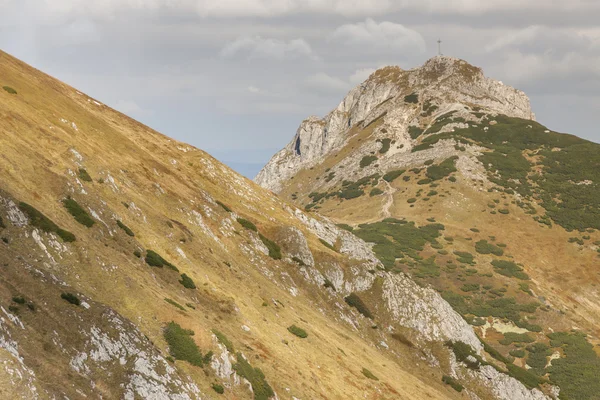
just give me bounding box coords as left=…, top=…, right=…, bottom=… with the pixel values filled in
left=220, top=36, right=316, bottom=60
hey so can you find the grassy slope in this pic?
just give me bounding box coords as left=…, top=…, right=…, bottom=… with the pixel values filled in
left=0, top=50, right=463, bottom=399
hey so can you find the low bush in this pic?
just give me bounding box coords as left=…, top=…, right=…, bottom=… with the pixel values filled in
left=211, top=383, right=224, bottom=394
left=117, top=220, right=135, bottom=236
left=475, top=240, right=504, bottom=256
left=2, top=86, right=17, bottom=94
left=287, top=325, right=308, bottom=338
left=63, top=198, right=95, bottom=227
left=259, top=234, right=281, bottom=260
left=0, top=216, right=4, bottom=229
left=164, top=322, right=205, bottom=367
left=408, top=126, right=424, bottom=139
left=145, top=250, right=179, bottom=271
left=442, top=375, right=463, bottom=392
left=233, top=353, right=274, bottom=400
left=491, top=260, right=529, bottom=280
left=499, top=332, right=535, bottom=345
left=344, top=293, right=373, bottom=319
left=404, top=93, right=419, bottom=103
left=319, top=238, right=336, bottom=251
left=216, top=201, right=232, bottom=212
left=337, top=223, right=354, bottom=232
left=369, top=188, right=384, bottom=196
left=12, top=296, right=26, bottom=304
left=359, top=155, right=378, bottom=168
left=61, top=292, right=80, bottom=306
left=133, top=249, right=141, bottom=258
left=383, top=169, right=406, bottom=182
left=426, top=156, right=458, bottom=181
left=18, top=202, right=76, bottom=242
left=237, top=218, right=257, bottom=232
left=377, top=138, right=392, bottom=154
left=510, top=349, right=526, bottom=358
left=164, top=298, right=186, bottom=311
left=179, top=273, right=196, bottom=289
left=362, top=368, right=379, bottom=380
left=506, top=364, right=542, bottom=389
left=212, top=329, right=234, bottom=352
left=78, top=168, right=93, bottom=182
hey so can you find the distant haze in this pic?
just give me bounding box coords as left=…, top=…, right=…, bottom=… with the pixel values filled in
left=2, top=1, right=599, bottom=178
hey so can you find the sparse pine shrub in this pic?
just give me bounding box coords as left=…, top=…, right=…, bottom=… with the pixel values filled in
left=344, top=293, right=373, bottom=319
left=12, top=296, right=26, bottom=304
left=337, top=223, right=354, bottom=232
left=291, top=256, right=306, bottom=266
left=259, top=234, right=281, bottom=260
left=442, top=375, right=463, bottom=392
left=475, top=240, right=504, bottom=256
left=383, top=169, right=405, bottom=182
left=211, top=383, right=225, bottom=394
left=446, top=341, right=482, bottom=370
left=377, top=138, right=392, bottom=154
left=360, top=155, right=378, bottom=168
left=212, top=329, right=234, bottom=352
left=369, top=188, right=384, bottom=196
left=237, top=218, right=257, bottom=232
left=233, top=353, right=274, bottom=400
left=145, top=250, right=179, bottom=271
left=408, top=126, right=424, bottom=139
left=510, top=349, right=526, bottom=358
left=498, top=209, right=510, bottom=214
left=117, top=220, right=135, bottom=236
left=2, top=86, right=17, bottom=94
left=61, top=292, right=80, bottom=306
left=361, top=368, right=379, bottom=380
left=216, top=200, right=232, bottom=213
left=287, top=325, right=308, bottom=338
left=18, top=202, right=76, bottom=242
left=133, top=249, right=141, bottom=258
left=417, top=178, right=432, bottom=185
left=407, top=198, right=417, bottom=203
left=404, top=92, right=418, bottom=104
left=319, top=238, right=336, bottom=251
left=179, top=273, right=196, bottom=289
left=78, top=168, right=93, bottom=182
left=426, top=156, right=458, bottom=181
left=0, top=216, right=5, bottom=229
left=323, top=278, right=336, bottom=291
left=499, top=332, right=535, bottom=346
left=164, top=322, right=204, bottom=367
left=63, top=197, right=95, bottom=227
left=164, top=298, right=186, bottom=311
left=491, top=260, right=529, bottom=280
left=506, top=364, right=542, bottom=389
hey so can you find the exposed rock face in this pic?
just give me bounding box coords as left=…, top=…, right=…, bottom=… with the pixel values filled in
left=255, top=56, right=534, bottom=192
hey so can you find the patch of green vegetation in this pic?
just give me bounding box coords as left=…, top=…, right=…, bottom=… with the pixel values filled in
left=498, top=209, right=510, bottom=214
left=460, top=283, right=480, bottom=292
left=525, top=342, right=551, bottom=376
left=216, top=201, right=232, bottom=212
left=491, top=260, right=529, bottom=280
left=442, top=375, right=463, bottom=392
left=353, top=220, right=444, bottom=268
left=344, top=293, right=373, bottom=319
left=337, top=223, right=354, bottom=232
left=319, top=238, right=336, bottom=251
left=78, top=168, right=93, bottom=182
left=291, top=256, right=306, bottom=266
left=63, top=197, right=95, bottom=227
left=0, top=216, right=4, bottom=229
left=483, top=341, right=513, bottom=364
left=12, top=296, right=25, bottom=304
left=417, top=178, right=432, bottom=185
left=18, top=202, right=76, bottom=242
left=179, top=273, right=196, bottom=289
left=164, top=322, right=206, bottom=367
left=164, top=298, right=186, bottom=311
left=116, top=220, right=135, bottom=236
left=506, top=364, right=543, bottom=389
left=407, top=198, right=417, bottom=204
left=145, top=250, right=179, bottom=271
left=415, top=256, right=440, bottom=278
left=61, top=292, right=80, bottom=306
left=233, top=353, right=274, bottom=400
left=421, top=100, right=438, bottom=117
left=408, top=126, right=424, bottom=139
left=426, top=156, right=458, bottom=181
left=259, top=234, right=281, bottom=260
left=453, top=251, right=474, bottom=264
left=287, top=325, right=308, bottom=338
left=547, top=331, right=600, bottom=399
left=133, top=249, right=141, bottom=258
left=446, top=341, right=484, bottom=370
left=360, top=155, right=378, bottom=168
left=377, top=138, right=392, bottom=154
left=423, top=111, right=458, bottom=135
left=2, top=86, right=17, bottom=94
left=510, top=349, right=526, bottom=358
left=212, top=329, right=234, bottom=352
left=211, top=383, right=224, bottom=394
left=382, top=169, right=405, bottom=182
left=369, top=188, right=384, bottom=196
left=475, top=240, right=504, bottom=256
left=499, top=332, right=535, bottom=345
left=237, top=218, right=257, bottom=232
left=404, top=92, right=418, bottom=104
left=361, top=368, right=378, bottom=380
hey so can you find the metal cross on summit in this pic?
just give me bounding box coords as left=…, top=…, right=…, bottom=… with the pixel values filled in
left=437, top=39, right=442, bottom=56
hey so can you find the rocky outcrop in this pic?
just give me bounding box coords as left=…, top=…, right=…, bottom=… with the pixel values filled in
left=255, top=56, right=534, bottom=192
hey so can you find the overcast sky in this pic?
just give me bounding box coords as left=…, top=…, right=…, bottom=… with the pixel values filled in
left=2, top=1, right=599, bottom=177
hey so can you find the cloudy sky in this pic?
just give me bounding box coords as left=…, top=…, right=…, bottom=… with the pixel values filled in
left=2, top=1, right=599, bottom=177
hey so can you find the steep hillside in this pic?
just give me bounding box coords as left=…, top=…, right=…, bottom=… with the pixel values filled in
left=257, top=56, right=600, bottom=400
left=0, top=50, right=556, bottom=399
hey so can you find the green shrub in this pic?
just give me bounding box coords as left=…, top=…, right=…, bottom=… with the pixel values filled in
left=2, top=86, right=17, bottom=94
left=383, top=169, right=405, bottom=182
left=237, top=218, right=257, bottom=232
left=145, top=250, right=179, bottom=271
left=359, top=155, right=378, bottom=168
left=61, top=292, right=80, bottom=306
left=377, top=138, right=392, bottom=154
left=408, top=126, right=424, bottom=139
left=442, top=375, right=463, bottom=392
left=18, top=202, right=76, bottom=242
left=259, top=234, right=281, bottom=260
left=164, top=298, right=185, bottom=311
left=63, top=198, right=95, bottom=227
left=498, top=209, right=510, bottom=214
left=78, top=168, right=93, bottom=182
left=407, top=198, right=417, bottom=204
left=460, top=283, right=480, bottom=292
left=361, top=367, right=379, bottom=380
left=133, top=249, right=142, bottom=258
left=499, top=332, right=535, bottom=345
left=337, top=223, right=354, bottom=232
left=164, top=322, right=205, bottom=367
left=525, top=342, right=551, bottom=375
left=491, top=260, right=529, bottom=280
left=12, top=296, right=26, bottom=304
left=454, top=251, right=474, bottom=264
left=338, top=188, right=364, bottom=199
left=506, top=364, right=542, bottom=389
left=117, top=220, right=135, bottom=236
left=0, top=216, right=4, bottom=229
left=179, top=273, right=196, bottom=289
left=233, top=353, right=274, bottom=400
left=211, top=383, right=224, bottom=394
left=216, top=201, right=232, bottom=212
left=291, top=256, right=306, bottom=266
left=417, top=178, right=432, bottom=185
left=510, top=349, right=526, bottom=358
left=446, top=341, right=483, bottom=370
left=426, top=157, right=458, bottom=181
left=319, top=238, right=336, bottom=251
left=369, top=188, right=384, bottom=196
left=404, top=93, right=419, bottom=103
left=475, top=240, right=504, bottom=256
left=344, top=293, right=373, bottom=319
left=212, top=329, right=234, bottom=352
left=287, top=325, right=308, bottom=338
